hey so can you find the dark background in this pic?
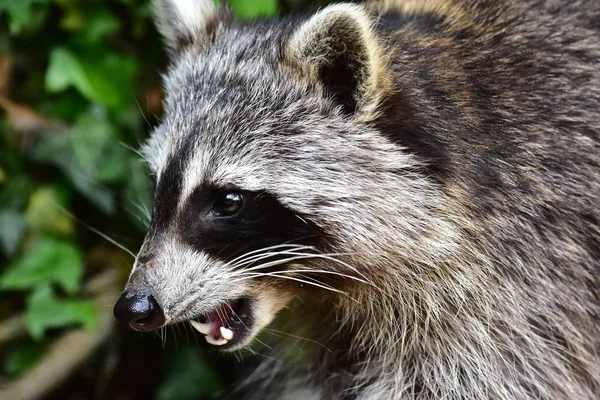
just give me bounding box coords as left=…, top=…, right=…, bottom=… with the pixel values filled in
left=0, top=1, right=329, bottom=398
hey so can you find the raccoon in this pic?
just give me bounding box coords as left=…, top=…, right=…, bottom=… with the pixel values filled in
left=113, top=0, right=600, bottom=398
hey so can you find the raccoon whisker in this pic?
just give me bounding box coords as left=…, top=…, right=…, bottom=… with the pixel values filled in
left=230, top=250, right=360, bottom=273
left=222, top=301, right=273, bottom=349
left=119, top=141, right=145, bottom=158
left=297, top=252, right=373, bottom=281
left=232, top=252, right=375, bottom=286
left=238, top=251, right=389, bottom=297
left=234, top=272, right=348, bottom=295
left=300, top=254, right=388, bottom=294
left=228, top=252, right=309, bottom=274
left=294, top=214, right=311, bottom=227
left=188, top=323, right=205, bottom=349
left=133, top=98, right=153, bottom=130
left=244, top=345, right=281, bottom=364
left=127, top=195, right=152, bottom=223
left=271, top=273, right=362, bottom=304
left=183, top=322, right=194, bottom=347
left=238, top=269, right=372, bottom=287
left=170, top=324, right=178, bottom=350
left=226, top=250, right=310, bottom=270
left=55, top=205, right=137, bottom=258
left=225, top=244, right=315, bottom=268
left=216, top=306, right=229, bottom=327
left=140, top=201, right=152, bottom=223
left=127, top=200, right=151, bottom=225
left=154, top=327, right=160, bottom=345
left=229, top=250, right=350, bottom=272
left=262, top=328, right=333, bottom=353
left=233, top=244, right=313, bottom=261
left=230, top=253, right=324, bottom=272
left=156, top=325, right=167, bottom=348
left=225, top=302, right=248, bottom=331
left=260, top=330, right=306, bottom=353
left=253, top=336, right=273, bottom=350
left=124, top=207, right=146, bottom=226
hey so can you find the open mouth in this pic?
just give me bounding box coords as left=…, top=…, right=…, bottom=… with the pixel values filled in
left=189, top=297, right=253, bottom=348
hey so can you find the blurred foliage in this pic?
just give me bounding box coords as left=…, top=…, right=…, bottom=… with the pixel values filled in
left=0, top=0, right=324, bottom=398
left=0, top=0, right=162, bottom=392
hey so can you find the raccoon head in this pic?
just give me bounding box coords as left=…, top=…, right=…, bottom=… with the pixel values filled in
left=114, top=0, right=447, bottom=350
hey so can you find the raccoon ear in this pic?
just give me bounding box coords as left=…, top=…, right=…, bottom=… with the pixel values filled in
left=285, top=4, right=391, bottom=119
left=153, top=0, right=223, bottom=55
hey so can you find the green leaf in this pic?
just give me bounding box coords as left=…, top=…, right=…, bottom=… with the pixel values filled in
left=229, top=0, right=277, bottom=19
left=84, top=10, right=121, bottom=41
left=30, top=112, right=117, bottom=215
left=0, top=210, right=28, bottom=255
left=44, top=48, right=77, bottom=92
left=70, top=112, right=130, bottom=183
left=63, top=168, right=116, bottom=215
left=0, top=174, right=34, bottom=211
left=24, top=186, right=74, bottom=236
left=0, top=236, right=83, bottom=294
left=3, top=341, right=46, bottom=376
left=157, top=347, right=223, bottom=400
left=45, top=47, right=122, bottom=109
left=95, top=144, right=130, bottom=182
left=0, top=0, right=50, bottom=34
left=24, top=285, right=98, bottom=340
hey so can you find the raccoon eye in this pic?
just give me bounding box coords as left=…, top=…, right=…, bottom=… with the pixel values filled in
left=212, top=192, right=244, bottom=217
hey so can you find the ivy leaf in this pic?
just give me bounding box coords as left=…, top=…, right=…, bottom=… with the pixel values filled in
left=0, top=174, right=34, bottom=211
left=24, top=186, right=74, bottom=236
left=3, top=341, right=46, bottom=376
left=84, top=10, right=121, bottom=41
left=0, top=0, right=50, bottom=34
left=0, top=236, right=83, bottom=294
left=228, top=0, right=277, bottom=19
left=0, top=210, right=28, bottom=255
left=70, top=111, right=130, bottom=183
left=24, top=285, right=98, bottom=340
left=31, top=112, right=117, bottom=215
left=45, top=47, right=122, bottom=109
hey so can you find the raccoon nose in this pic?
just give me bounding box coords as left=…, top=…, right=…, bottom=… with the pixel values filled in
left=113, top=291, right=165, bottom=332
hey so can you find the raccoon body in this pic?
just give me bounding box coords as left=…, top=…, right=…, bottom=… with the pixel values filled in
left=113, top=0, right=600, bottom=398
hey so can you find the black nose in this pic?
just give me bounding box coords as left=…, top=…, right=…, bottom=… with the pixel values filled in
left=113, top=291, right=165, bottom=332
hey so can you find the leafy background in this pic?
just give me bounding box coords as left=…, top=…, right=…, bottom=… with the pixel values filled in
left=0, top=0, right=328, bottom=398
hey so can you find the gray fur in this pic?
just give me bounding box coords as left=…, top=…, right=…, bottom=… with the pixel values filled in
left=125, top=0, right=600, bottom=398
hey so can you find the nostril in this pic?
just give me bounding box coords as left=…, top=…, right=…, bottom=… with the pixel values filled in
left=127, top=295, right=165, bottom=332
left=113, top=291, right=165, bottom=332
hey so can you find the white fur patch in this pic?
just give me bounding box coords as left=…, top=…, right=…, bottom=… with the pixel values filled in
left=153, top=0, right=218, bottom=51
left=170, top=0, right=216, bottom=36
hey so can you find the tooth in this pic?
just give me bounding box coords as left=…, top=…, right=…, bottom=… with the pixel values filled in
left=205, top=335, right=228, bottom=346
left=190, top=320, right=212, bottom=335
left=220, top=326, right=234, bottom=340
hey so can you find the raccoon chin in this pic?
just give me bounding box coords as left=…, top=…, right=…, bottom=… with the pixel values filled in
left=188, top=290, right=292, bottom=351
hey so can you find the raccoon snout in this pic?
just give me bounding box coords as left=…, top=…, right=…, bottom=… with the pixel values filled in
left=113, top=291, right=165, bottom=332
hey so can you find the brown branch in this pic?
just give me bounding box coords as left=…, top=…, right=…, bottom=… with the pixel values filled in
left=0, top=95, right=67, bottom=135
left=0, top=270, right=122, bottom=400
left=0, top=314, right=27, bottom=344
